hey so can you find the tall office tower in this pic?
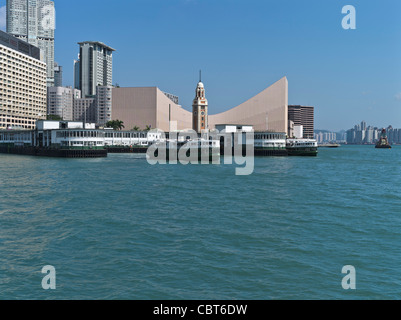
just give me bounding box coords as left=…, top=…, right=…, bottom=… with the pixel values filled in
left=288, top=105, right=315, bottom=139
left=54, top=62, right=62, bottom=87
left=77, top=41, right=115, bottom=98
left=47, top=86, right=81, bottom=121
left=0, top=30, right=47, bottom=130
left=6, top=0, right=55, bottom=87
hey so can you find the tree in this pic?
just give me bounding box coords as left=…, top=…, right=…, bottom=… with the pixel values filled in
left=116, top=120, right=125, bottom=130
left=132, top=126, right=140, bottom=131
left=145, top=125, right=151, bottom=131
left=47, top=114, right=63, bottom=121
left=106, top=120, right=125, bottom=131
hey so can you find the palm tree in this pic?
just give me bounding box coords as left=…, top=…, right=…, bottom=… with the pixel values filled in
left=145, top=125, right=151, bottom=131
left=106, top=120, right=125, bottom=131
left=132, top=126, right=140, bottom=131
left=116, top=120, right=125, bottom=131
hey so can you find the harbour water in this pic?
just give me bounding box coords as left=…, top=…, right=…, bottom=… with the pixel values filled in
left=0, top=145, right=400, bottom=300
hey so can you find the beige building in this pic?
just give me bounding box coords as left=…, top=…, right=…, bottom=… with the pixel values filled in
left=112, top=87, right=192, bottom=131
left=209, top=77, right=288, bottom=132
left=0, top=31, right=47, bottom=130
left=112, top=76, right=288, bottom=133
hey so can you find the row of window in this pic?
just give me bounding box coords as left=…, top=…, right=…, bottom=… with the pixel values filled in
left=254, top=134, right=286, bottom=140
left=56, top=131, right=104, bottom=138
left=104, top=132, right=148, bottom=138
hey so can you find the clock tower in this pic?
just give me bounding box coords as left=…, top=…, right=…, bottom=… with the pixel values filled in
left=192, top=71, right=208, bottom=133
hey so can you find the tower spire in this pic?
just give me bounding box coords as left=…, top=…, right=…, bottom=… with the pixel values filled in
left=199, top=70, right=202, bottom=83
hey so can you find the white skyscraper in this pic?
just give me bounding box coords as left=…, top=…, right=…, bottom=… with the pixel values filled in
left=76, top=41, right=115, bottom=98
left=47, top=86, right=81, bottom=121
left=6, top=0, right=55, bottom=87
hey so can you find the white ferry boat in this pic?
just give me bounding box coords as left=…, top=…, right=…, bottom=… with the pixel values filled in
left=286, top=138, right=318, bottom=156
left=254, top=132, right=288, bottom=156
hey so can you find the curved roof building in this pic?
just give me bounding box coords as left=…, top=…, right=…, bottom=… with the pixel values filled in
left=111, top=76, right=288, bottom=133
left=209, top=77, right=288, bottom=132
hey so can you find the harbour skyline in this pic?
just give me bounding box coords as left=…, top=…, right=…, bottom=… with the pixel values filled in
left=1, top=0, right=400, bottom=131
left=1, top=0, right=401, bottom=303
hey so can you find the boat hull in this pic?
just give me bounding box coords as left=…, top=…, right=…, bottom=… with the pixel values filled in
left=287, top=148, right=318, bottom=156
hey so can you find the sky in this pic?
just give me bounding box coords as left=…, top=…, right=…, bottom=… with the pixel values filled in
left=1, top=0, right=401, bottom=131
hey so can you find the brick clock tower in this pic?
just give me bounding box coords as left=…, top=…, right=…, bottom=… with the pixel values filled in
left=192, top=71, right=208, bottom=133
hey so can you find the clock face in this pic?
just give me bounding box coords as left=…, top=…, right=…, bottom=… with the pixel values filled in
left=201, top=112, right=205, bottom=115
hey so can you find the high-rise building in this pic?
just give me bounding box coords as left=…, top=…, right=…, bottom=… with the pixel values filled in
left=0, top=30, right=47, bottom=130
left=73, top=97, right=96, bottom=123
left=95, top=86, right=112, bottom=126
left=288, top=105, right=314, bottom=139
left=56, top=85, right=112, bottom=125
left=47, top=86, right=81, bottom=121
left=6, top=0, right=55, bottom=87
left=76, top=41, right=115, bottom=97
left=54, top=62, right=62, bottom=87
left=73, top=56, right=80, bottom=90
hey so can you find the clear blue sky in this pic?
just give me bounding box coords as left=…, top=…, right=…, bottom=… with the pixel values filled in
left=1, top=0, right=401, bottom=131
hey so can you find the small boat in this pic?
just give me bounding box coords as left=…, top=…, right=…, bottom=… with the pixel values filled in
left=375, top=129, right=392, bottom=149
left=318, top=143, right=340, bottom=148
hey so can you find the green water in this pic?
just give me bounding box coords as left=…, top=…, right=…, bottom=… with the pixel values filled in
left=0, top=145, right=400, bottom=299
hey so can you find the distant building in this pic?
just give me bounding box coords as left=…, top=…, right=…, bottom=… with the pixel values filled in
left=77, top=41, right=115, bottom=97
left=293, top=125, right=303, bottom=139
left=54, top=62, right=63, bottom=87
left=95, top=86, right=113, bottom=126
left=47, top=85, right=112, bottom=125
left=314, top=131, right=340, bottom=143
left=73, top=97, right=96, bottom=123
left=74, top=56, right=80, bottom=90
left=0, top=30, right=47, bottom=130
left=7, top=0, right=55, bottom=87
left=288, top=105, right=314, bottom=139
left=345, top=121, right=401, bottom=144
left=47, top=87, right=81, bottom=121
